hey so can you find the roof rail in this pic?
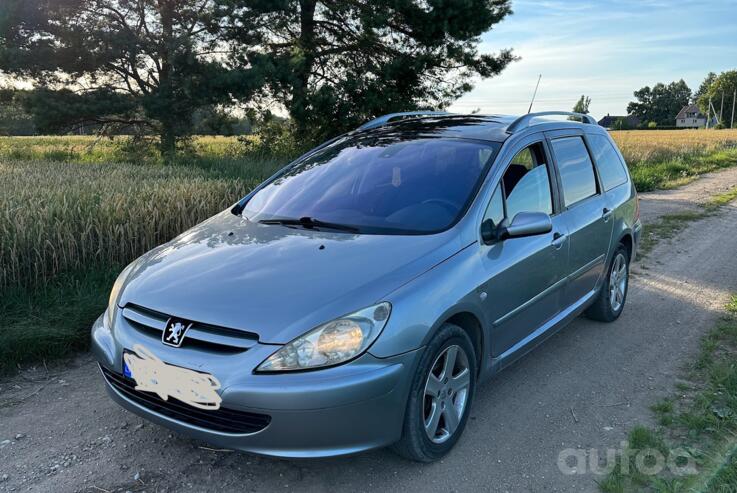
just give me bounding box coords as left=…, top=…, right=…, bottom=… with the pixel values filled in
left=357, top=111, right=450, bottom=131
left=506, top=111, right=598, bottom=134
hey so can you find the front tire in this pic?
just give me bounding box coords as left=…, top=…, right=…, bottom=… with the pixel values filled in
left=585, top=244, right=630, bottom=322
left=392, top=323, right=476, bottom=462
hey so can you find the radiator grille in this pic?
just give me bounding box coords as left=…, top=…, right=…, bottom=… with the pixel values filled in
left=121, top=304, right=258, bottom=353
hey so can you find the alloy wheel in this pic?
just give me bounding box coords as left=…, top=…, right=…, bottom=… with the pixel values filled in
left=609, top=253, right=628, bottom=312
left=423, top=345, right=471, bottom=444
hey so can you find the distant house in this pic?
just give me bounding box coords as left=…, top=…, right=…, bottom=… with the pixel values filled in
left=598, top=114, right=640, bottom=129
left=675, top=104, right=709, bottom=128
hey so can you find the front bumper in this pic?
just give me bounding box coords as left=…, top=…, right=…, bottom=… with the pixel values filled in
left=91, top=313, right=421, bottom=458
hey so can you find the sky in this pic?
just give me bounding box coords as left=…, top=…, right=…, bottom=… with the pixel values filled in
left=449, top=0, right=737, bottom=120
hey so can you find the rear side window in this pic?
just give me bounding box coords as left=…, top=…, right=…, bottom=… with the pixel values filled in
left=551, top=137, right=598, bottom=207
left=588, top=134, right=628, bottom=191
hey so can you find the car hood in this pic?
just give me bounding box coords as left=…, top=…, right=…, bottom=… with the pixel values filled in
left=119, top=211, right=462, bottom=344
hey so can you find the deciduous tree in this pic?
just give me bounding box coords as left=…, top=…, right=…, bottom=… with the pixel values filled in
left=694, top=72, right=716, bottom=103
left=696, top=70, right=737, bottom=127
left=626, top=80, right=691, bottom=127
left=573, top=95, right=591, bottom=114
left=0, top=88, right=36, bottom=135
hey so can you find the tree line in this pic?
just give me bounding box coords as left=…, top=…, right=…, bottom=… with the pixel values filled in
left=629, top=71, right=737, bottom=128
left=0, top=0, right=516, bottom=158
left=574, top=70, right=737, bottom=129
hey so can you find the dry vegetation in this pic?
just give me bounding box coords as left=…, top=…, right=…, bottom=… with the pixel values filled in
left=0, top=135, right=246, bottom=163
left=611, top=129, right=737, bottom=164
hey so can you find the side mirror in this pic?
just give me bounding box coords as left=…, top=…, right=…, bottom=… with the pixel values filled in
left=480, top=218, right=500, bottom=244
left=481, top=212, right=552, bottom=245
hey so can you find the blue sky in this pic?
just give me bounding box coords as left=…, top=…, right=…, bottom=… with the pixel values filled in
left=449, top=0, right=737, bottom=119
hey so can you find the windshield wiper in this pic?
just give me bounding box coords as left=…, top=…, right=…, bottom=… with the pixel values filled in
left=258, top=216, right=360, bottom=233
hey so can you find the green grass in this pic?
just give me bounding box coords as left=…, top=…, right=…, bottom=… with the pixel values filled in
left=0, top=266, right=119, bottom=372
left=708, top=186, right=737, bottom=208
left=628, top=148, right=737, bottom=192
left=599, top=298, right=737, bottom=492
left=705, top=446, right=737, bottom=492
left=597, top=426, right=675, bottom=493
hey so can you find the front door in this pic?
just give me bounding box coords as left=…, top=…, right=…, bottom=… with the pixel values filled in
left=478, top=140, right=570, bottom=357
left=547, top=132, right=614, bottom=304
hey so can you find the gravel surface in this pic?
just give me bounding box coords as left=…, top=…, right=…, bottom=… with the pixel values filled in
left=2, top=169, right=737, bottom=493
left=637, top=166, right=737, bottom=224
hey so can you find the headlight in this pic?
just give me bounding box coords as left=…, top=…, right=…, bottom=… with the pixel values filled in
left=256, top=302, right=391, bottom=372
left=105, top=262, right=136, bottom=328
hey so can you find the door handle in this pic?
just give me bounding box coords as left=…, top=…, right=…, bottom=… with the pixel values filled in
left=551, top=232, right=566, bottom=249
left=602, top=208, right=613, bottom=221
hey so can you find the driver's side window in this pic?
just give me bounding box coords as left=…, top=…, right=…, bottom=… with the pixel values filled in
left=483, top=142, right=553, bottom=225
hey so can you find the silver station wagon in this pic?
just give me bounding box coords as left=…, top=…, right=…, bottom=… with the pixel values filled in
left=92, top=111, right=642, bottom=462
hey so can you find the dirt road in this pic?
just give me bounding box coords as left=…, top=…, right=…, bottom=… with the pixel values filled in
left=3, top=170, right=737, bottom=493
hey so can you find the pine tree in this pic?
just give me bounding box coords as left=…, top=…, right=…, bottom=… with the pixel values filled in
left=0, top=0, right=263, bottom=158
left=216, top=0, right=517, bottom=142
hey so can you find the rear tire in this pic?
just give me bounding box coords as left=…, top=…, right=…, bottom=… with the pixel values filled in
left=392, top=323, right=476, bottom=462
left=585, top=244, right=630, bottom=322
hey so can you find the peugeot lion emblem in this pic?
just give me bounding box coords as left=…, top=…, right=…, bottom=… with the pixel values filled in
left=162, top=319, right=192, bottom=347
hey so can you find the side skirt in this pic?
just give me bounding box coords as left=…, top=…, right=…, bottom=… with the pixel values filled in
left=484, top=287, right=599, bottom=378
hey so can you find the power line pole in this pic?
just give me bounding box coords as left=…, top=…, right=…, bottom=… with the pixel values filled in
left=732, top=90, right=736, bottom=129
left=711, top=100, right=721, bottom=126
left=720, top=92, right=724, bottom=124
left=707, top=96, right=711, bottom=129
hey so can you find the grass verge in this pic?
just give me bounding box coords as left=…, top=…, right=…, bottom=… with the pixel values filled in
left=598, top=297, right=737, bottom=492
left=704, top=446, right=737, bottom=492
left=0, top=266, right=120, bottom=374
left=629, top=148, right=737, bottom=192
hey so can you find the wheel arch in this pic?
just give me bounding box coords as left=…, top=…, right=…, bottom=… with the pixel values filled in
left=618, top=232, right=633, bottom=259
left=439, top=311, right=485, bottom=375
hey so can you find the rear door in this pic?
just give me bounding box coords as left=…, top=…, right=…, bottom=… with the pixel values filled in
left=546, top=130, right=614, bottom=305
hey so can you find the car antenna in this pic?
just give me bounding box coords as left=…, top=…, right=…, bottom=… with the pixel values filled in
left=527, top=74, right=542, bottom=114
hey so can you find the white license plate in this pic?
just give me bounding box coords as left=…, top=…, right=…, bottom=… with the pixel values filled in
left=123, top=344, right=222, bottom=410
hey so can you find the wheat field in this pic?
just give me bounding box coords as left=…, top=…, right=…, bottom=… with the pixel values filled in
left=0, top=154, right=279, bottom=291
left=611, top=129, right=737, bottom=163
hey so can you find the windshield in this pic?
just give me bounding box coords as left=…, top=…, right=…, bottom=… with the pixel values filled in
left=243, top=135, right=501, bottom=234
